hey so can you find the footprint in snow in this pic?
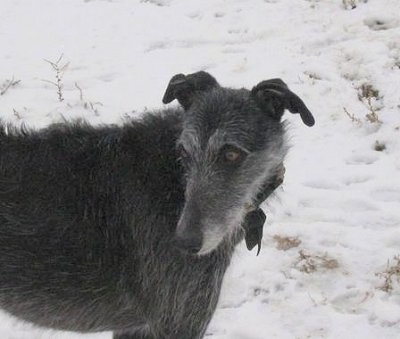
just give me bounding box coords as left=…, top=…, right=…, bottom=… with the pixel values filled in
left=345, top=153, right=379, bottom=165
left=364, top=17, right=400, bottom=31
left=303, top=180, right=341, bottom=190
left=343, top=174, right=372, bottom=186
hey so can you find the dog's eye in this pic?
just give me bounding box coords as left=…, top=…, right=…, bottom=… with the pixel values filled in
left=224, top=150, right=241, bottom=162
left=220, top=145, right=247, bottom=165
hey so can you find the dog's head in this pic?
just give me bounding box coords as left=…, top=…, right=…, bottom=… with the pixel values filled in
left=163, top=71, right=314, bottom=255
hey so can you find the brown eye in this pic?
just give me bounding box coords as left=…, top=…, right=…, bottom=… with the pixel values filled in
left=220, top=144, right=247, bottom=165
left=224, top=150, right=241, bottom=162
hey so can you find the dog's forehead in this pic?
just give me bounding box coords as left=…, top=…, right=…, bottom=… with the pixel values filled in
left=180, top=87, right=262, bottom=150
left=184, top=88, right=255, bottom=130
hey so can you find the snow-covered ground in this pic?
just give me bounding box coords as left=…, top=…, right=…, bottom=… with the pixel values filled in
left=1, top=0, right=400, bottom=338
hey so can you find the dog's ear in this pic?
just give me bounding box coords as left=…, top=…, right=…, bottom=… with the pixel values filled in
left=162, top=71, right=219, bottom=110
left=251, top=79, right=315, bottom=127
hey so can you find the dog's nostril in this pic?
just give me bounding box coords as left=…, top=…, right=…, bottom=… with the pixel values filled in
left=174, top=236, right=202, bottom=255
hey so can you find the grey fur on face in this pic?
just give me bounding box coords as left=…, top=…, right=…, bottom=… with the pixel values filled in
left=0, top=71, right=313, bottom=339
left=169, top=80, right=304, bottom=255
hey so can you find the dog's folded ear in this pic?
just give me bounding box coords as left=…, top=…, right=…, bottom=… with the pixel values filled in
left=162, top=71, right=219, bottom=110
left=251, top=79, right=315, bottom=127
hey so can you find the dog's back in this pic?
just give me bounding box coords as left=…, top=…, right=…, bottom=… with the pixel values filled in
left=0, top=72, right=313, bottom=339
left=0, top=112, right=223, bottom=334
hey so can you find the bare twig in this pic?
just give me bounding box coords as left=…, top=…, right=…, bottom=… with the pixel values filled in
left=294, top=250, right=339, bottom=273
left=343, top=0, right=368, bottom=10
left=75, top=82, right=84, bottom=101
left=13, top=109, right=23, bottom=120
left=376, top=255, right=400, bottom=292
left=342, top=0, right=357, bottom=9
left=0, top=76, right=21, bottom=96
left=358, top=83, right=382, bottom=124
left=74, top=82, right=103, bottom=116
left=343, top=107, right=362, bottom=125
left=273, top=235, right=301, bottom=251
left=365, top=96, right=381, bottom=124
left=43, top=54, right=69, bottom=102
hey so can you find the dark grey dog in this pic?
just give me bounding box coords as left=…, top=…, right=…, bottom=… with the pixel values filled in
left=0, top=72, right=314, bottom=339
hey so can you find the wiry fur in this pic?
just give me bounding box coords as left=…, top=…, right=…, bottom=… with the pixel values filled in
left=0, top=72, right=313, bottom=338
left=175, top=86, right=287, bottom=254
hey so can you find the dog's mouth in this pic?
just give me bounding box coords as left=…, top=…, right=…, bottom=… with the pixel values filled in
left=174, top=205, right=264, bottom=257
left=174, top=165, right=285, bottom=256
left=244, top=201, right=257, bottom=212
left=197, top=234, right=223, bottom=256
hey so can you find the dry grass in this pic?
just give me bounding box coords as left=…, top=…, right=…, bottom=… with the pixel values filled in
left=358, top=83, right=382, bottom=124
left=342, top=0, right=368, bottom=10
left=0, top=76, right=21, bottom=96
left=343, top=107, right=362, bottom=125
left=73, top=82, right=103, bottom=116
left=345, top=82, right=383, bottom=126
left=294, top=250, right=339, bottom=273
left=13, top=109, right=23, bottom=120
left=43, top=54, right=69, bottom=102
left=376, top=255, right=400, bottom=293
left=374, top=140, right=386, bottom=152
left=342, top=0, right=357, bottom=9
left=273, top=235, right=301, bottom=251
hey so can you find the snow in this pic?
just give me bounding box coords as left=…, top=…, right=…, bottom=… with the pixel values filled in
left=1, top=0, right=400, bottom=338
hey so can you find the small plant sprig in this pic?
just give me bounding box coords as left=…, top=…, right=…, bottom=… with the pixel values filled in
left=273, top=235, right=301, bottom=251
left=13, top=108, right=22, bottom=120
left=358, top=83, right=381, bottom=124
left=0, top=76, right=21, bottom=96
left=343, top=107, right=362, bottom=125
left=294, top=250, right=339, bottom=273
left=376, top=255, right=400, bottom=293
left=344, top=83, right=382, bottom=125
left=342, top=0, right=357, bottom=9
left=342, top=0, right=368, bottom=10
left=43, top=54, right=69, bottom=102
left=73, top=82, right=103, bottom=116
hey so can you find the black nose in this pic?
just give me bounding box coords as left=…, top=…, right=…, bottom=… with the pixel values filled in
left=174, top=235, right=202, bottom=255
